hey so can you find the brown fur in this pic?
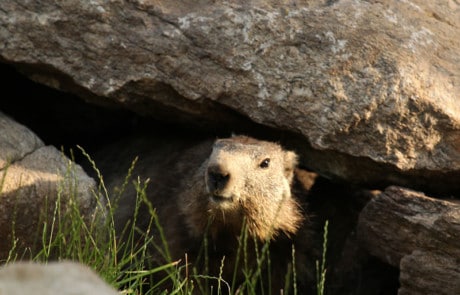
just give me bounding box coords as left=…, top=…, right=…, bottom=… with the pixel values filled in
left=98, top=135, right=314, bottom=293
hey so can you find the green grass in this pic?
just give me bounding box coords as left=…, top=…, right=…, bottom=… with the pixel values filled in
left=316, top=221, right=329, bottom=295
left=2, top=149, right=329, bottom=295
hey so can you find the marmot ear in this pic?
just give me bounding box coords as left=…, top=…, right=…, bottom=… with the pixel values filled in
left=284, top=151, right=298, bottom=182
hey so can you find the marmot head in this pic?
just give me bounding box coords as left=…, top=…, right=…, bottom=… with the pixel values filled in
left=199, top=136, right=303, bottom=241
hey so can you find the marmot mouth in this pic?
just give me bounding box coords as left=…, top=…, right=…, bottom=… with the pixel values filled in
left=210, top=194, right=234, bottom=204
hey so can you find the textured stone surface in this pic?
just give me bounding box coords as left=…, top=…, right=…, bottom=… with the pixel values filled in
left=399, top=250, right=460, bottom=295
left=0, top=112, right=43, bottom=170
left=0, top=261, right=118, bottom=295
left=357, top=186, right=460, bottom=294
left=0, top=112, right=98, bottom=260
left=0, top=0, right=459, bottom=191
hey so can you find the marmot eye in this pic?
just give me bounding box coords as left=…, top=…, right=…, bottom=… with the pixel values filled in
left=259, top=158, right=270, bottom=168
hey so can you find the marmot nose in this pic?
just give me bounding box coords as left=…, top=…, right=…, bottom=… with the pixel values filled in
left=207, top=165, right=230, bottom=194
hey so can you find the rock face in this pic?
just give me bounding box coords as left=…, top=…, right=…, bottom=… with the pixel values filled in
left=0, top=261, right=118, bottom=295
left=0, top=112, right=43, bottom=169
left=0, top=111, right=98, bottom=260
left=358, top=186, right=460, bottom=295
left=0, top=0, right=459, bottom=192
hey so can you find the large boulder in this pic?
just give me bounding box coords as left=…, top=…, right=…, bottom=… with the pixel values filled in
left=0, top=112, right=98, bottom=260
left=0, top=0, right=459, bottom=192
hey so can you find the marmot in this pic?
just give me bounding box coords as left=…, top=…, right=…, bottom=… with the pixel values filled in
left=97, top=135, right=314, bottom=294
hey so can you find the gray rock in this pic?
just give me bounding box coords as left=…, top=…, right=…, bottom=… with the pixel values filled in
left=399, top=250, right=460, bottom=295
left=0, top=0, right=459, bottom=192
left=357, top=186, right=460, bottom=295
left=0, top=112, right=99, bottom=260
left=0, top=112, right=43, bottom=170
left=0, top=261, right=118, bottom=295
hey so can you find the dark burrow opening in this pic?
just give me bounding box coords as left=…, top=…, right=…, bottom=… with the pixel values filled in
left=0, top=62, right=399, bottom=295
